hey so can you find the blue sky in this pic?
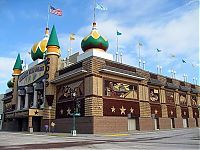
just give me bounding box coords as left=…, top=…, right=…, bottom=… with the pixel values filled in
left=0, top=0, right=199, bottom=94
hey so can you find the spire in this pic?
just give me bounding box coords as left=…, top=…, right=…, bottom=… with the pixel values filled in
left=13, top=53, right=22, bottom=70
left=45, top=27, right=49, bottom=37
left=47, top=25, right=60, bottom=48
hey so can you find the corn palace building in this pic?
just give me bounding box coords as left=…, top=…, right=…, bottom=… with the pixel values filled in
left=2, top=22, right=200, bottom=134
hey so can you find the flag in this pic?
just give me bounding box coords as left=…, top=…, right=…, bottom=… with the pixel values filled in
left=182, top=59, right=186, bottom=63
left=96, top=3, right=107, bottom=11
left=117, top=31, right=122, bottom=36
left=70, top=33, right=75, bottom=40
left=170, top=54, right=176, bottom=58
left=139, top=43, right=143, bottom=46
left=156, top=48, right=162, bottom=52
left=49, top=6, right=62, bottom=16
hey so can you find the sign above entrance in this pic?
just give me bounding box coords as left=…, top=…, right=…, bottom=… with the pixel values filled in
left=18, top=62, right=45, bottom=86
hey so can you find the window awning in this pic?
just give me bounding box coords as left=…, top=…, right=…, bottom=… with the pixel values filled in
left=179, top=86, right=190, bottom=92
left=191, top=88, right=199, bottom=94
left=165, top=82, right=179, bottom=90
left=100, top=66, right=145, bottom=80
left=148, top=78, right=163, bottom=86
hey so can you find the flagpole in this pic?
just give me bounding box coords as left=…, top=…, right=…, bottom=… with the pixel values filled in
left=138, top=43, right=141, bottom=68
left=70, top=38, right=72, bottom=55
left=117, top=31, right=119, bottom=62
left=46, top=4, right=50, bottom=28
left=93, top=0, right=96, bottom=22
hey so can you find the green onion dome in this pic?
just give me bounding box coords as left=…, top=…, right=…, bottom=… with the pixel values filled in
left=7, top=78, right=14, bottom=88
left=31, top=28, right=49, bottom=61
left=81, top=22, right=109, bottom=52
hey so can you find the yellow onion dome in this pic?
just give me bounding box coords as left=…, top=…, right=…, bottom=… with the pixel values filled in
left=7, top=78, right=14, bottom=88
left=81, top=22, right=109, bottom=52
left=31, top=28, right=49, bottom=61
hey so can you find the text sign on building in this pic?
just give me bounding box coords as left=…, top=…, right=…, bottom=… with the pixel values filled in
left=18, top=62, right=45, bottom=86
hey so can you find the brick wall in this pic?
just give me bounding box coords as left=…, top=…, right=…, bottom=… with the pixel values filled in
left=139, top=117, right=154, bottom=131
left=175, top=118, right=183, bottom=128
left=188, top=118, right=196, bottom=128
left=159, top=118, right=171, bottom=129
left=93, top=116, right=127, bottom=133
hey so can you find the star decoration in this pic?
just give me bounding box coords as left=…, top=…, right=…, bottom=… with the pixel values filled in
left=130, top=107, right=134, bottom=113
left=34, top=110, right=39, bottom=115
left=67, top=107, right=71, bottom=115
left=120, top=106, right=126, bottom=115
left=60, top=109, right=63, bottom=115
left=155, top=109, right=158, bottom=114
left=111, top=106, right=115, bottom=113
left=170, top=111, right=173, bottom=115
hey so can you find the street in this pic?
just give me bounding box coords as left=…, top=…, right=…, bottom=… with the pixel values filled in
left=0, top=128, right=199, bottom=150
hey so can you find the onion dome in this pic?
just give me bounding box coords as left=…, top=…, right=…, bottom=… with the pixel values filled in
left=31, top=28, right=49, bottom=61
left=7, top=78, right=14, bottom=88
left=13, top=53, right=22, bottom=76
left=81, top=22, right=109, bottom=52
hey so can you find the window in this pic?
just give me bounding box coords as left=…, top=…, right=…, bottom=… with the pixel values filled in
left=149, top=88, right=160, bottom=102
left=179, top=93, right=187, bottom=106
left=166, top=91, right=174, bottom=104
left=104, top=80, right=138, bottom=99
left=191, top=95, right=197, bottom=107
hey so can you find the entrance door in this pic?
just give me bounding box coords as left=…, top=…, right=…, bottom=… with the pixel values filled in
left=195, top=118, right=199, bottom=127
left=32, top=117, right=41, bottom=132
left=183, top=118, right=187, bottom=128
left=128, top=119, right=136, bottom=131
left=154, top=118, right=159, bottom=130
left=170, top=118, right=175, bottom=128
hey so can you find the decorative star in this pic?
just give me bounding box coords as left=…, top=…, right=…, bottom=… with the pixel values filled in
left=130, top=107, right=134, bottom=113
left=67, top=107, right=71, bottom=115
left=155, top=109, right=158, bottom=114
left=170, top=111, right=173, bottom=115
left=34, top=110, right=39, bottom=115
left=60, top=109, right=63, bottom=115
left=111, top=106, right=115, bottom=113
left=120, top=106, right=126, bottom=115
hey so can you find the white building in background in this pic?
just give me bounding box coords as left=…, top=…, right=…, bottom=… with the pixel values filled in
left=0, top=94, right=4, bottom=130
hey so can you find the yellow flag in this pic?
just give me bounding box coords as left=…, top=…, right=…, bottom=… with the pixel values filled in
left=70, top=33, right=75, bottom=40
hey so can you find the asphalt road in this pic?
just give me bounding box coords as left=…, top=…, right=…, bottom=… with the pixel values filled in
left=0, top=128, right=199, bottom=150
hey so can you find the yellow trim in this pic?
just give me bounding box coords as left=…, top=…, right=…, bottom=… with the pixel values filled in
left=46, top=46, right=60, bottom=55
left=13, top=69, right=22, bottom=75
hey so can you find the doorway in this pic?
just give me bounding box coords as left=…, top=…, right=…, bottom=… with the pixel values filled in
left=170, top=118, right=175, bottom=128
left=32, top=117, right=41, bottom=132
left=154, top=118, right=159, bottom=130
left=195, top=118, right=199, bottom=127
left=183, top=118, right=188, bottom=128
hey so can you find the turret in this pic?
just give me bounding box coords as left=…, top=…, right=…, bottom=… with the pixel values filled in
left=44, top=25, right=60, bottom=120
left=12, top=53, right=23, bottom=107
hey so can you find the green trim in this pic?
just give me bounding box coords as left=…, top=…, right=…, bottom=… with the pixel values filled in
left=7, top=79, right=14, bottom=88
left=13, top=53, right=22, bottom=70
left=81, top=35, right=109, bottom=51
left=31, top=47, right=45, bottom=61
left=47, top=25, right=60, bottom=48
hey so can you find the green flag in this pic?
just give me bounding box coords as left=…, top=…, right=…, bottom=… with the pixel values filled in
left=117, top=31, right=122, bottom=36
left=157, top=48, right=162, bottom=52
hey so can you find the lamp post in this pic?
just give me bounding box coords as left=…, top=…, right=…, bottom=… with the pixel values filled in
left=64, top=86, right=77, bottom=136
left=48, top=106, right=52, bottom=133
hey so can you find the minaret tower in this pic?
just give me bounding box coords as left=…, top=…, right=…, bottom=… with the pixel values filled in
left=43, top=25, right=60, bottom=120
left=12, top=54, right=22, bottom=107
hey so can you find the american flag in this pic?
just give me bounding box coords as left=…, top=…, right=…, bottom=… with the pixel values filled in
left=49, top=6, right=62, bottom=16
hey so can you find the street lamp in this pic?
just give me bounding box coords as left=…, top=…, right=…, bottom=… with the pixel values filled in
left=64, top=86, right=77, bottom=136
left=48, top=106, right=52, bottom=133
